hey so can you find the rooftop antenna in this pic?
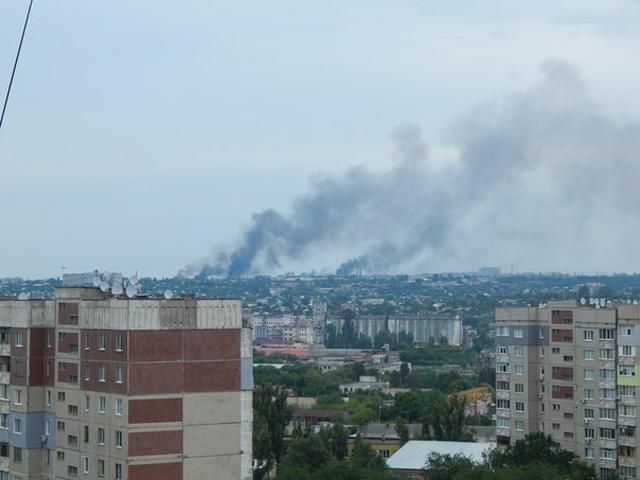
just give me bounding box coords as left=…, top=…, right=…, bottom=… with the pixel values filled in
left=125, top=284, right=137, bottom=299
left=0, top=0, right=35, bottom=134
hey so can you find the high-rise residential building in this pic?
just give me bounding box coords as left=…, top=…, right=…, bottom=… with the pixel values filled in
left=495, top=300, right=639, bottom=479
left=0, top=287, right=252, bottom=480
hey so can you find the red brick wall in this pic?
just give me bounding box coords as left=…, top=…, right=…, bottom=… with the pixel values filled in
left=129, top=430, right=182, bottom=456
left=129, top=398, right=183, bottom=424
left=58, top=302, right=79, bottom=325
left=129, top=463, right=182, bottom=480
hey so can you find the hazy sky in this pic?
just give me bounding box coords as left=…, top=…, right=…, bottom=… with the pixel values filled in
left=1, top=0, right=640, bottom=278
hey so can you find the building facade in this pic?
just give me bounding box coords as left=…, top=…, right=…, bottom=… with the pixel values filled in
left=0, top=287, right=252, bottom=480
left=495, top=300, right=639, bottom=479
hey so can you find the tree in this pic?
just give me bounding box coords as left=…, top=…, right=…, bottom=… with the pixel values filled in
left=395, top=418, right=409, bottom=446
left=253, top=385, right=293, bottom=478
left=351, top=434, right=387, bottom=471
left=399, top=362, right=409, bottom=384
left=284, top=434, right=331, bottom=471
left=422, top=394, right=473, bottom=441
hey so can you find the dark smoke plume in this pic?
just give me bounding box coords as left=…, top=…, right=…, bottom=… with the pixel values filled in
left=183, top=60, right=640, bottom=277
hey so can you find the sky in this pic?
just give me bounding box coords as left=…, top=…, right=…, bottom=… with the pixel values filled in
left=1, top=0, right=640, bottom=278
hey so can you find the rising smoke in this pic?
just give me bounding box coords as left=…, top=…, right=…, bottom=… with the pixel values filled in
left=183, top=60, right=640, bottom=277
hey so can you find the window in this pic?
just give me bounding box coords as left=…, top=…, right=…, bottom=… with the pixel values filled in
left=0, top=413, right=7, bottom=429
left=514, top=345, right=523, bottom=356
left=584, top=330, right=594, bottom=341
left=584, top=369, right=594, bottom=381
left=585, top=447, right=594, bottom=459
left=620, top=425, right=636, bottom=437
left=84, top=333, right=90, bottom=350
left=57, top=451, right=65, bottom=461
left=622, top=327, right=633, bottom=336
left=13, top=418, right=21, bottom=434
left=583, top=350, right=593, bottom=361
left=619, top=446, right=636, bottom=458
left=68, top=465, right=78, bottom=477
left=621, top=405, right=636, bottom=417
left=620, top=345, right=636, bottom=357
left=515, top=420, right=524, bottom=431
left=539, top=347, right=545, bottom=357
left=496, top=381, right=510, bottom=391
left=620, top=466, right=637, bottom=479
left=539, top=327, right=544, bottom=339
left=600, top=448, right=616, bottom=460
left=620, top=386, right=636, bottom=397
left=496, top=363, right=510, bottom=373
left=600, top=369, right=615, bottom=380
left=0, top=384, right=7, bottom=400
left=498, top=345, right=508, bottom=354
left=497, top=399, right=510, bottom=409
left=98, top=365, right=106, bottom=382
left=58, top=391, right=66, bottom=402
left=85, top=395, right=90, bottom=412
left=84, top=425, right=89, bottom=443
left=115, top=430, right=123, bottom=448
left=600, top=428, right=616, bottom=439
left=513, top=327, right=524, bottom=339
left=620, top=366, right=636, bottom=377
left=584, top=428, right=595, bottom=439
left=115, top=398, right=123, bottom=416
left=600, top=388, right=616, bottom=400
left=563, top=412, right=573, bottom=419
left=115, top=366, right=123, bottom=384
left=552, top=423, right=560, bottom=430
left=115, top=334, right=123, bottom=351
left=514, top=365, right=524, bottom=375
left=496, top=417, right=509, bottom=428
left=584, top=388, right=594, bottom=399
left=82, top=456, right=89, bottom=474
left=84, top=365, right=90, bottom=381
left=496, top=326, right=510, bottom=337
left=98, top=334, right=107, bottom=350
left=552, top=347, right=560, bottom=354
left=599, top=349, right=614, bottom=360
left=563, top=431, right=574, bottom=438
left=98, top=459, right=105, bottom=477
left=584, top=408, right=594, bottom=419
left=13, top=359, right=24, bottom=377
left=68, top=405, right=78, bottom=416
left=514, top=383, right=524, bottom=393
left=13, top=446, right=22, bottom=463
left=68, top=434, right=78, bottom=447
left=599, top=329, right=615, bottom=340
left=57, top=421, right=65, bottom=431
left=599, top=408, right=616, bottom=420
left=13, top=389, right=22, bottom=405
left=115, top=463, right=123, bottom=480
left=47, top=390, right=52, bottom=406
left=515, top=402, right=525, bottom=412
left=563, top=355, right=573, bottom=362
left=552, top=403, right=560, bottom=411
left=98, top=427, right=105, bottom=445
left=99, top=396, right=106, bottom=413
left=14, top=332, right=24, bottom=347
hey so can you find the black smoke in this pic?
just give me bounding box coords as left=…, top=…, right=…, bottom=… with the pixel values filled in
left=183, top=60, right=640, bottom=277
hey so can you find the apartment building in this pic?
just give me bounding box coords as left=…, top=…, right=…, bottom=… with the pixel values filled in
left=495, top=300, right=640, bottom=479
left=0, top=287, right=252, bottom=480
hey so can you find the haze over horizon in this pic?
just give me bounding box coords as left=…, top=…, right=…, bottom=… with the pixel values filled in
left=2, top=1, right=640, bottom=278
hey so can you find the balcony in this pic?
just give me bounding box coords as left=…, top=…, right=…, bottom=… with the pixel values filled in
left=496, top=373, right=510, bottom=382
left=0, top=372, right=8, bottom=385
left=496, top=391, right=511, bottom=400
left=0, top=344, right=9, bottom=357
left=619, top=416, right=636, bottom=427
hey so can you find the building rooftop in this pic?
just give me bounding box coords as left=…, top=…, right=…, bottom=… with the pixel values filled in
left=386, top=440, right=495, bottom=471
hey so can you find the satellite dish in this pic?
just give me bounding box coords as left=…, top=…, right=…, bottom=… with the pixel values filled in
left=634, top=300, right=639, bottom=306
left=126, top=285, right=137, bottom=298
left=99, top=281, right=110, bottom=293
left=163, top=289, right=174, bottom=300
left=92, top=275, right=101, bottom=287
left=112, top=283, right=123, bottom=296
left=130, top=275, right=139, bottom=285
left=599, top=298, right=606, bottom=308
left=627, top=299, right=632, bottom=305
left=17, top=292, right=30, bottom=301
left=580, top=297, right=586, bottom=305
left=606, top=300, right=612, bottom=307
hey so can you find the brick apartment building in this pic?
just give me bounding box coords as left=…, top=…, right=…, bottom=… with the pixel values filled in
left=495, top=300, right=640, bottom=479
left=0, top=287, right=252, bottom=480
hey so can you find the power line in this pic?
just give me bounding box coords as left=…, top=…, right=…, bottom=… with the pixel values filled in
left=0, top=0, right=35, bottom=133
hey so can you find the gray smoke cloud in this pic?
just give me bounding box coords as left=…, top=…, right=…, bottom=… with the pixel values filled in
left=183, top=60, right=640, bottom=277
